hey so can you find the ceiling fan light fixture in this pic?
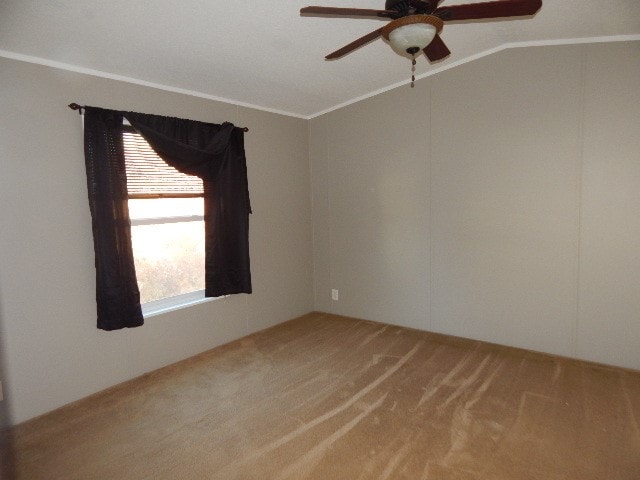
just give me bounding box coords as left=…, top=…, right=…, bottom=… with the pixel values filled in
left=382, top=15, right=443, bottom=58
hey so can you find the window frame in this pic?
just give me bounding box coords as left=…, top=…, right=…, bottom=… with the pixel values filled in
left=141, top=289, right=212, bottom=317
left=130, top=214, right=204, bottom=227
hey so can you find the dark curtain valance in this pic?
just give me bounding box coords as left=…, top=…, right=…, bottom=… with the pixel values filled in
left=83, top=106, right=252, bottom=331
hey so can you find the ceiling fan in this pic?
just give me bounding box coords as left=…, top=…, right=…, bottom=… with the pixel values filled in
left=300, top=0, right=542, bottom=63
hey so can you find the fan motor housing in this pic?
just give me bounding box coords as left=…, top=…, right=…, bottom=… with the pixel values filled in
left=385, top=0, right=432, bottom=17
left=385, top=0, right=408, bottom=9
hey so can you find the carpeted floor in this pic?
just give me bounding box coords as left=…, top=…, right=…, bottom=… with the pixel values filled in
left=2, top=312, right=640, bottom=479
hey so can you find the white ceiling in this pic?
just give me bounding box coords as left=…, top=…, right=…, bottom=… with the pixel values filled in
left=1, top=1, right=639, bottom=118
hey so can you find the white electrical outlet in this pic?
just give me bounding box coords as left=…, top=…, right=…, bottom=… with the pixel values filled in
left=331, top=289, right=339, bottom=301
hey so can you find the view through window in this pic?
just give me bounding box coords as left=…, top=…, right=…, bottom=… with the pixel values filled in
left=123, top=128, right=205, bottom=305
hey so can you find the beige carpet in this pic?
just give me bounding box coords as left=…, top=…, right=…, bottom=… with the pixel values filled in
left=2, top=312, right=640, bottom=479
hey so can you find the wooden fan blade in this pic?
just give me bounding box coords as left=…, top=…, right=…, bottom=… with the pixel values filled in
left=325, top=28, right=384, bottom=59
left=423, top=34, right=451, bottom=62
left=300, top=6, right=395, bottom=18
left=435, top=0, right=542, bottom=21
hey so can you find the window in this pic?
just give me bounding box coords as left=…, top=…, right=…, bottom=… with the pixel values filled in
left=83, top=107, right=251, bottom=330
left=123, top=126, right=208, bottom=313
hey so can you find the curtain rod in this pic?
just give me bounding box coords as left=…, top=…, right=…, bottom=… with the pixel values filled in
left=68, top=103, right=249, bottom=132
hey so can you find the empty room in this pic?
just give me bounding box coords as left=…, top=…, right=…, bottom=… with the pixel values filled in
left=1, top=1, right=639, bottom=478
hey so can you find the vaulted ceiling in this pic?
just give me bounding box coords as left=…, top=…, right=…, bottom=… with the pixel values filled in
left=1, top=1, right=639, bottom=118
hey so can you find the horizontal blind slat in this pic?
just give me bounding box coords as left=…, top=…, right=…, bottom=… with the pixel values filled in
left=123, top=131, right=204, bottom=197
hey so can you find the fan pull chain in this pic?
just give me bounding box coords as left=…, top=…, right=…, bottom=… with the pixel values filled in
left=410, top=56, right=416, bottom=88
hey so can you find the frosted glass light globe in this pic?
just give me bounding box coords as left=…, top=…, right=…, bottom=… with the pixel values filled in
left=388, top=23, right=437, bottom=57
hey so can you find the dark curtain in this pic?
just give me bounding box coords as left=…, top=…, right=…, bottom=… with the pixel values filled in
left=83, top=107, right=252, bottom=331
left=83, top=108, right=143, bottom=330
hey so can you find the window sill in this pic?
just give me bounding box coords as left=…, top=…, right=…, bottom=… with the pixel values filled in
left=142, top=290, right=224, bottom=318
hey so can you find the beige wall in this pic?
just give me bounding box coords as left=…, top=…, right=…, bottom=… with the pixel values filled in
left=0, top=58, right=313, bottom=424
left=310, top=82, right=431, bottom=330
left=578, top=42, right=640, bottom=367
left=1, top=40, right=639, bottom=426
left=310, top=41, right=640, bottom=370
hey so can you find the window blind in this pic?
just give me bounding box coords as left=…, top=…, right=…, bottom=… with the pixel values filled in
left=123, top=126, right=204, bottom=198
